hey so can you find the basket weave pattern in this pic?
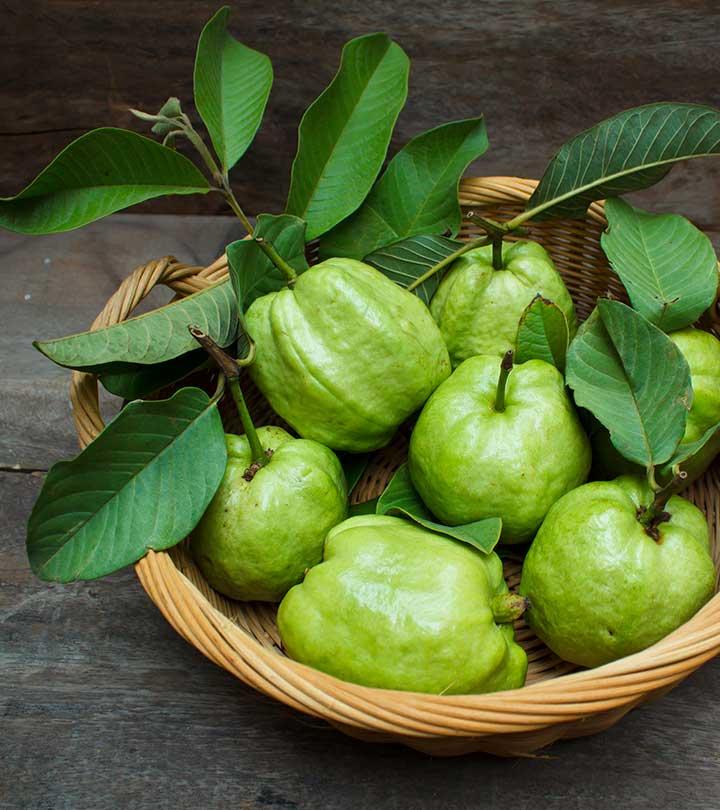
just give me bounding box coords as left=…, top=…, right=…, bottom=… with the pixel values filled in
left=70, top=177, right=720, bottom=756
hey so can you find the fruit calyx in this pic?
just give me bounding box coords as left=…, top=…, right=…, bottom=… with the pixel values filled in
left=491, top=592, right=529, bottom=624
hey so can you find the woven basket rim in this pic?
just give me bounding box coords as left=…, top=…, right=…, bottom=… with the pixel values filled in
left=68, top=176, right=720, bottom=750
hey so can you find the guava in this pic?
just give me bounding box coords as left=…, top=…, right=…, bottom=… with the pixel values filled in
left=191, top=426, right=347, bottom=602
left=408, top=353, right=591, bottom=543
left=520, top=475, right=716, bottom=667
left=277, top=514, right=528, bottom=694
left=244, top=258, right=451, bottom=452
left=430, top=240, right=577, bottom=367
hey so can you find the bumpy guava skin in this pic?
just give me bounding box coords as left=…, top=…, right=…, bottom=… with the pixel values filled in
left=592, top=327, right=720, bottom=485
left=520, top=475, right=716, bottom=667
left=191, top=426, right=347, bottom=602
left=244, top=259, right=451, bottom=452
left=408, top=355, right=591, bottom=543
left=430, top=240, right=577, bottom=367
left=277, top=515, right=528, bottom=694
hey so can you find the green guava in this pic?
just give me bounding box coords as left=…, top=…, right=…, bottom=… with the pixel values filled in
left=244, top=258, right=451, bottom=452
left=191, top=426, right=347, bottom=602
left=430, top=240, right=577, bottom=367
left=277, top=514, right=528, bottom=694
left=520, top=475, right=716, bottom=667
left=408, top=354, right=591, bottom=543
left=592, top=327, right=720, bottom=486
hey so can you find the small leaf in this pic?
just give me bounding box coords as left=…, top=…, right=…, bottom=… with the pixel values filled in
left=348, top=497, right=379, bottom=517
left=515, top=295, right=570, bottom=370
left=601, top=198, right=718, bottom=332
left=227, top=214, right=309, bottom=314
left=660, top=421, right=720, bottom=478
left=98, top=350, right=210, bottom=399
left=26, top=388, right=227, bottom=582
left=566, top=300, right=692, bottom=467
left=194, top=6, right=273, bottom=171
left=376, top=464, right=501, bottom=554
left=285, top=33, right=409, bottom=240
left=526, top=103, right=720, bottom=222
left=339, top=453, right=371, bottom=495
left=0, top=128, right=210, bottom=234
left=319, top=117, right=489, bottom=259
left=34, top=279, right=238, bottom=373
left=364, top=234, right=462, bottom=304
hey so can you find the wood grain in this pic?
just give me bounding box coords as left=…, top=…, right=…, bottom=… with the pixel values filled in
left=2, top=0, right=720, bottom=226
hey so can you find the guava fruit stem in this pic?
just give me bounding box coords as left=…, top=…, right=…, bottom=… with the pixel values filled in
left=492, top=236, right=504, bottom=271
left=637, top=470, right=685, bottom=540
left=406, top=236, right=492, bottom=292
left=491, top=592, right=529, bottom=624
left=253, top=237, right=298, bottom=287
left=494, top=350, right=514, bottom=412
left=188, top=326, right=270, bottom=471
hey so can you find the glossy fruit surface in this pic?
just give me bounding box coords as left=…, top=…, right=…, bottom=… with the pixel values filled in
left=245, top=258, right=451, bottom=452
left=191, top=426, right=347, bottom=602
left=520, top=475, right=716, bottom=667
left=278, top=515, right=528, bottom=694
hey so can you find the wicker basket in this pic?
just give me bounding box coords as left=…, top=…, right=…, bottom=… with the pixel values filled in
left=69, top=177, right=720, bottom=757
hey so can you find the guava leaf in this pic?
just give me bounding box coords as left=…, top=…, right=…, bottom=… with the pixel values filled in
left=515, top=295, right=570, bottom=370
left=338, top=453, right=371, bottom=495
left=525, top=103, right=720, bottom=222
left=98, top=350, right=210, bottom=399
left=364, top=234, right=462, bottom=304
left=660, top=421, right=720, bottom=479
left=285, top=33, right=409, bottom=239
left=26, top=388, right=227, bottom=582
left=194, top=6, right=273, bottom=171
left=34, top=279, right=238, bottom=373
left=0, top=128, right=210, bottom=234
left=319, top=117, right=488, bottom=259
left=566, top=300, right=691, bottom=467
left=376, top=464, right=501, bottom=554
left=601, top=198, right=719, bottom=332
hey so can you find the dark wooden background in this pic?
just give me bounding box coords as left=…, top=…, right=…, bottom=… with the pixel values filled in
left=3, top=2, right=720, bottom=808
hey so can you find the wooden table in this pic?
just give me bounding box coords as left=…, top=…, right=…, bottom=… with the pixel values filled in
left=2, top=213, right=720, bottom=808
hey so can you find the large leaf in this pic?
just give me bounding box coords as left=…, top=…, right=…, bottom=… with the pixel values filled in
left=319, top=117, right=488, bottom=259
left=98, top=350, right=210, bottom=400
left=285, top=33, right=409, bottom=240
left=376, top=464, right=501, bottom=554
left=34, top=279, right=238, bottom=373
left=364, top=234, right=462, bottom=304
left=566, top=300, right=691, bottom=467
left=524, top=103, right=720, bottom=223
left=226, top=214, right=309, bottom=314
left=515, top=295, right=569, bottom=370
left=0, top=128, right=210, bottom=234
left=601, top=198, right=718, bottom=332
left=194, top=6, right=273, bottom=172
left=26, top=388, right=227, bottom=582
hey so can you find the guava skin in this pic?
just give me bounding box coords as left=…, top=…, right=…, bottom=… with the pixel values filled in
left=191, top=426, right=347, bottom=603
left=277, top=515, right=528, bottom=694
left=430, top=240, right=577, bottom=367
left=408, top=356, right=591, bottom=543
left=244, top=258, right=451, bottom=453
left=592, top=327, right=720, bottom=486
left=520, top=475, right=716, bottom=668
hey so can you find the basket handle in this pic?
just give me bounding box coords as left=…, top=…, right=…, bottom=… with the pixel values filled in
left=70, top=254, right=228, bottom=449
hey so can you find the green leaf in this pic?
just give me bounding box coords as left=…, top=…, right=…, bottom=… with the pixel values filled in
left=34, top=279, right=238, bottom=373
left=319, top=117, right=488, bottom=259
left=348, top=497, right=379, bottom=517
left=194, top=6, right=273, bottom=171
left=566, top=300, right=692, bottom=467
left=364, top=234, right=462, bottom=304
left=525, top=103, right=720, bottom=222
left=0, top=128, right=211, bottom=234
left=376, top=464, right=501, bottom=554
left=338, top=453, right=371, bottom=495
left=98, top=350, right=210, bottom=399
left=227, top=213, right=308, bottom=313
left=285, top=33, right=409, bottom=240
left=601, top=198, right=718, bottom=332
left=515, top=295, right=570, bottom=370
left=660, top=421, right=720, bottom=478
left=26, top=388, right=227, bottom=582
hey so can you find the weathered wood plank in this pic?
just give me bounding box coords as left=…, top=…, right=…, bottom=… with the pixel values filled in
left=2, top=471, right=720, bottom=809
left=2, top=1, right=720, bottom=226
